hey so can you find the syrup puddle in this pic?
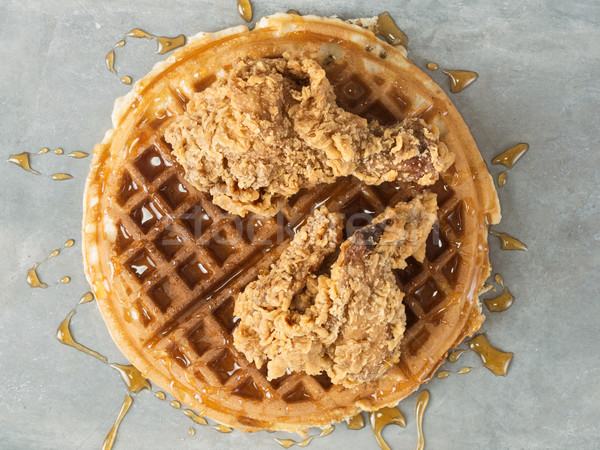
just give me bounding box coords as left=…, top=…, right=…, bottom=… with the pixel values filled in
left=484, top=274, right=514, bottom=312
left=8, top=148, right=88, bottom=180
left=368, top=406, right=406, bottom=450
left=237, top=0, right=252, bottom=22
left=105, top=29, right=186, bottom=85
left=345, top=413, right=366, bottom=430
left=446, top=334, right=513, bottom=377
left=26, top=239, right=74, bottom=288
left=489, top=230, right=527, bottom=251
left=275, top=425, right=334, bottom=448
left=442, top=70, right=479, bottom=93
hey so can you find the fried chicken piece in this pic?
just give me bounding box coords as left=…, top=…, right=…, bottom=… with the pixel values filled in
left=232, top=207, right=344, bottom=378
left=232, top=193, right=438, bottom=386
left=164, top=56, right=453, bottom=217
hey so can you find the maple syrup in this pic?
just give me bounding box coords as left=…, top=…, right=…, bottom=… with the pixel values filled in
left=214, top=424, right=233, bottom=433
left=414, top=390, right=429, bottom=450
left=467, top=335, right=513, bottom=376
left=105, top=29, right=186, bottom=84
left=426, top=62, right=439, bottom=71
left=275, top=426, right=334, bottom=448
left=442, top=70, right=478, bottom=93
left=26, top=239, right=74, bottom=288
left=485, top=287, right=514, bottom=312
left=237, top=0, right=252, bottom=22
left=188, top=426, right=195, bottom=437
left=489, top=230, right=527, bottom=251
left=8, top=152, right=40, bottom=174
left=345, top=413, right=365, bottom=430
left=377, top=12, right=408, bottom=49
left=8, top=149, right=87, bottom=178
left=492, top=143, right=529, bottom=169
left=368, top=406, right=406, bottom=450
left=498, top=171, right=507, bottom=187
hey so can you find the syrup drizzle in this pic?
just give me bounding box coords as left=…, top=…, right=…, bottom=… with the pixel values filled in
left=26, top=239, right=74, bottom=288
left=7, top=148, right=87, bottom=179
left=492, top=143, right=529, bottom=169
left=377, top=12, right=409, bottom=49
left=442, top=70, right=479, bottom=93
left=484, top=273, right=514, bottom=312
left=237, top=0, right=253, bottom=22
left=426, top=62, right=439, bottom=71
left=368, top=406, right=406, bottom=450
left=489, top=230, right=528, bottom=251
left=414, top=390, right=429, bottom=450
left=435, top=367, right=474, bottom=379
left=105, top=29, right=186, bottom=84
left=345, top=413, right=366, bottom=430
left=189, top=426, right=195, bottom=437
left=275, top=426, right=334, bottom=448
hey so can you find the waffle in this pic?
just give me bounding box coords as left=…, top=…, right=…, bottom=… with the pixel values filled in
left=83, top=13, right=500, bottom=432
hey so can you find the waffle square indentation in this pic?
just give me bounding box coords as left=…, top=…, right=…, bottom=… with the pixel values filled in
left=232, top=377, right=264, bottom=400
left=207, top=349, right=242, bottom=384
left=395, top=256, right=423, bottom=286
left=334, top=74, right=370, bottom=109
left=445, top=201, right=465, bottom=236
left=127, top=249, right=156, bottom=280
left=412, top=278, right=445, bottom=315
left=148, top=279, right=175, bottom=313
left=131, top=200, right=165, bottom=234
left=118, top=171, right=139, bottom=206
left=177, top=256, right=211, bottom=290
left=134, top=145, right=172, bottom=181
left=153, top=228, right=185, bottom=260
left=166, top=343, right=191, bottom=368
left=158, top=177, right=189, bottom=210
left=282, top=382, right=314, bottom=403
left=363, top=100, right=396, bottom=125
left=180, top=204, right=213, bottom=238
left=214, top=298, right=240, bottom=332
left=425, top=224, right=448, bottom=262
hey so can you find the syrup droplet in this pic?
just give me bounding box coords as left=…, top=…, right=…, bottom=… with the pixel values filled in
left=345, top=413, right=365, bottom=430
left=485, top=287, right=514, bottom=312
left=492, top=143, right=529, bottom=169
left=448, top=349, right=465, bottom=363
left=275, top=426, right=334, bottom=448
left=489, top=230, right=527, bottom=251
left=105, top=29, right=186, bottom=84
left=442, top=70, right=479, bottom=93
left=368, top=406, right=406, bottom=450
left=102, top=394, right=133, bottom=450
left=27, top=264, right=48, bottom=288
left=495, top=274, right=504, bottom=286
left=182, top=408, right=207, bottom=426
left=38, top=147, right=50, bottom=154
left=188, top=426, right=195, bottom=437
left=68, top=151, right=89, bottom=159
left=414, top=390, right=429, bottom=450
left=51, top=173, right=73, bottom=181
left=237, top=0, right=252, bottom=22
left=155, top=35, right=186, bottom=55
left=53, top=148, right=64, bottom=155
left=213, top=424, right=233, bottom=433
left=170, top=400, right=181, bottom=409
left=65, top=239, right=75, bottom=248
left=8, top=152, right=40, bottom=175
left=79, top=292, right=94, bottom=304
left=154, top=391, right=166, bottom=400
left=377, top=12, right=408, bottom=48
left=426, top=62, right=439, bottom=71
left=287, top=9, right=300, bottom=15
left=60, top=276, right=71, bottom=284
left=436, top=370, right=451, bottom=379
left=458, top=367, right=472, bottom=374
left=467, top=334, right=513, bottom=376
left=498, top=171, right=507, bottom=187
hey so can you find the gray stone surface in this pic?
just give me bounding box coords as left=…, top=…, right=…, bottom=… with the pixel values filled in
left=1, top=0, right=599, bottom=448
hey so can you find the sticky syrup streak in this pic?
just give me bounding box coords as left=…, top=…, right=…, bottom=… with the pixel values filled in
left=275, top=426, right=334, bottom=448
left=237, top=0, right=252, bottom=22
left=414, top=390, right=429, bottom=450
left=368, top=407, right=406, bottom=450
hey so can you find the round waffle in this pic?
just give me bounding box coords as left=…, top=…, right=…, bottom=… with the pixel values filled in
left=83, top=13, right=500, bottom=432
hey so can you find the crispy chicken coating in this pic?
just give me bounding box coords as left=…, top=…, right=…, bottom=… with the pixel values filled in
left=165, top=56, right=453, bottom=217
left=233, top=193, right=438, bottom=386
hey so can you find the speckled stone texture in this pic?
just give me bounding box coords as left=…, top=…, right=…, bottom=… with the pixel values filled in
left=1, top=0, right=599, bottom=448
